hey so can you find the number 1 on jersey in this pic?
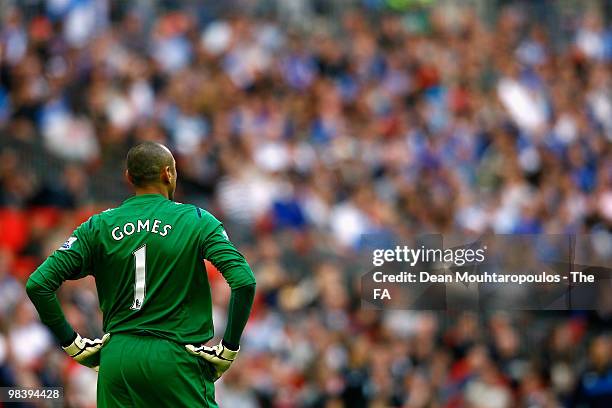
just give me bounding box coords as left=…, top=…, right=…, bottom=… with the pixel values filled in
left=131, top=245, right=146, bottom=310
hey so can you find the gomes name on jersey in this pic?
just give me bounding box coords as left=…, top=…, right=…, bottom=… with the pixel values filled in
left=111, top=219, right=173, bottom=241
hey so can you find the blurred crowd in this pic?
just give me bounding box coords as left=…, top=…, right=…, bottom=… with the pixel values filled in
left=0, top=0, right=611, bottom=407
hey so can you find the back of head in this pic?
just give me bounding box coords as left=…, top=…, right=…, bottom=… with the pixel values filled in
left=126, top=142, right=174, bottom=188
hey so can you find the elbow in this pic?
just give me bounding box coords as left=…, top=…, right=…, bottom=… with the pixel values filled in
left=245, top=282, right=256, bottom=301
left=25, top=278, right=39, bottom=299
left=247, top=266, right=256, bottom=288
left=25, top=277, right=45, bottom=299
left=233, top=282, right=256, bottom=298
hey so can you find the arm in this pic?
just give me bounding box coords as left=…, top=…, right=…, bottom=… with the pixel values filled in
left=222, top=284, right=256, bottom=350
left=26, top=227, right=91, bottom=345
left=26, top=220, right=109, bottom=369
left=25, top=275, right=76, bottom=346
left=203, top=224, right=256, bottom=349
left=186, top=222, right=256, bottom=380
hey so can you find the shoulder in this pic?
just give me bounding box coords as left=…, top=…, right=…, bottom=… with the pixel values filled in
left=172, top=202, right=223, bottom=230
left=196, top=207, right=221, bottom=224
left=71, top=211, right=105, bottom=241
left=83, top=207, right=117, bottom=228
left=95, top=207, right=117, bottom=219
left=73, top=205, right=124, bottom=236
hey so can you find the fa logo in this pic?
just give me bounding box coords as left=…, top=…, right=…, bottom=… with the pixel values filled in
left=373, top=288, right=391, bottom=300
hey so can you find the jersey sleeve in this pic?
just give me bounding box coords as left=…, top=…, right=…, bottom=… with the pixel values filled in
left=200, top=212, right=256, bottom=289
left=199, top=211, right=256, bottom=348
left=26, top=218, right=96, bottom=344
left=29, top=219, right=95, bottom=288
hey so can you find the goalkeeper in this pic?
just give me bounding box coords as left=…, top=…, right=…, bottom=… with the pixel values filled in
left=26, top=142, right=256, bottom=407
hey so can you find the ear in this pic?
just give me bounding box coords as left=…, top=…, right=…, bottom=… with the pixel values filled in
left=161, top=166, right=172, bottom=184
left=125, top=169, right=134, bottom=186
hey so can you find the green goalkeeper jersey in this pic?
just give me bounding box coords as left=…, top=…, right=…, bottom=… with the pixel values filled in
left=27, top=194, right=255, bottom=344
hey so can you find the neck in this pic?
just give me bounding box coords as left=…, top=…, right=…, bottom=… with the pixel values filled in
left=134, top=185, right=169, bottom=199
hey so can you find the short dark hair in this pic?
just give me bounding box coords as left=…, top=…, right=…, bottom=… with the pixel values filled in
left=126, top=142, right=174, bottom=187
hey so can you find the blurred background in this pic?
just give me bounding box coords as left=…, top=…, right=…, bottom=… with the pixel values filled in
left=0, top=0, right=611, bottom=407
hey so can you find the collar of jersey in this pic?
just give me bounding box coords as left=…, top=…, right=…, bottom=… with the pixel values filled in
left=123, top=194, right=168, bottom=204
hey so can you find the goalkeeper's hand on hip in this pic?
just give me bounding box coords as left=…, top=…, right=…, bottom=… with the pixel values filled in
left=62, top=333, right=111, bottom=371
left=185, top=340, right=239, bottom=381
